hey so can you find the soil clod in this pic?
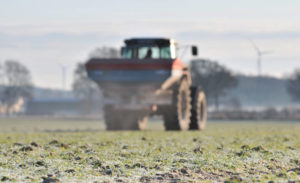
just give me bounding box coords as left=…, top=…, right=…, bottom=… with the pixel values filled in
left=30, top=142, right=39, bottom=147
left=65, top=169, right=75, bottom=173
left=20, top=146, right=33, bottom=152
left=193, top=146, right=203, bottom=154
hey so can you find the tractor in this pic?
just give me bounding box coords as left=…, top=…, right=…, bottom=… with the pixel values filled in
left=85, top=38, right=206, bottom=130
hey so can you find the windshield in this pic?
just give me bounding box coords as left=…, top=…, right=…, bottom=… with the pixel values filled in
left=123, top=46, right=173, bottom=59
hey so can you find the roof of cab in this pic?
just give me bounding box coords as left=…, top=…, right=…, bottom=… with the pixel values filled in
left=124, top=38, right=177, bottom=46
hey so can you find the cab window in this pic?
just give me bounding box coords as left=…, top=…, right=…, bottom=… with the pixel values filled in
left=138, top=47, right=159, bottom=59
left=160, top=46, right=171, bottom=58
left=122, top=45, right=174, bottom=59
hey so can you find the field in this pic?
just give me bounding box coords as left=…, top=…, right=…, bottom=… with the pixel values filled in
left=0, top=118, right=299, bottom=182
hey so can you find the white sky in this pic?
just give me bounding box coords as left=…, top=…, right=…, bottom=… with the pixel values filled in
left=0, top=0, right=299, bottom=89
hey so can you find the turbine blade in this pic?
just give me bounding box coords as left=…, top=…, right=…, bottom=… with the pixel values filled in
left=249, top=39, right=260, bottom=53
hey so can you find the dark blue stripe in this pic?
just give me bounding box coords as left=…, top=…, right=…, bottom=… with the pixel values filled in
left=88, top=70, right=171, bottom=82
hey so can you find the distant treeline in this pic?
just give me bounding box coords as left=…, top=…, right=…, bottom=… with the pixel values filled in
left=1, top=46, right=300, bottom=118
left=209, top=108, right=300, bottom=121
left=190, top=59, right=300, bottom=110
left=220, top=75, right=294, bottom=108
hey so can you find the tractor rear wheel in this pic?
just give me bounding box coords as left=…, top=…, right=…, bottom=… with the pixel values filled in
left=163, top=78, right=192, bottom=130
left=104, top=106, right=119, bottom=130
left=189, top=87, right=207, bottom=130
left=121, top=111, right=148, bottom=130
left=104, top=107, right=147, bottom=130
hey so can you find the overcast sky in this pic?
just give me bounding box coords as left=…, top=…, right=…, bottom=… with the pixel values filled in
left=0, top=0, right=299, bottom=89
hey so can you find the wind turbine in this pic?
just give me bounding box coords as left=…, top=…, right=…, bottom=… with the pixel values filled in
left=249, top=40, right=273, bottom=109
left=250, top=40, right=272, bottom=76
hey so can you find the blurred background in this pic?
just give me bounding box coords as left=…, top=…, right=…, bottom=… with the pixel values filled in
left=0, top=0, right=299, bottom=121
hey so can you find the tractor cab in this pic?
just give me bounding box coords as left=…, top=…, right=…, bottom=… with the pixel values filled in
left=121, top=38, right=178, bottom=59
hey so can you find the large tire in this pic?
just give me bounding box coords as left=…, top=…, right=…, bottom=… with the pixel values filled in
left=104, top=106, right=119, bottom=130
left=189, top=87, right=207, bottom=130
left=120, top=113, right=148, bottom=130
left=163, top=78, right=192, bottom=131
left=104, top=106, right=147, bottom=130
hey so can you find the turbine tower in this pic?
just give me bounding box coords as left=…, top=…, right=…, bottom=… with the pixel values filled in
left=58, top=63, right=69, bottom=91
left=250, top=40, right=272, bottom=76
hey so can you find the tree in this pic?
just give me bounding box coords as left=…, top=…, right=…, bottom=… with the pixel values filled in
left=73, top=46, right=120, bottom=98
left=0, top=60, right=33, bottom=115
left=286, top=69, right=300, bottom=102
left=226, top=97, right=242, bottom=112
left=89, top=47, right=120, bottom=58
left=72, top=46, right=120, bottom=115
left=72, top=63, right=100, bottom=99
left=191, top=59, right=238, bottom=111
left=72, top=63, right=101, bottom=115
left=73, top=46, right=119, bottom=100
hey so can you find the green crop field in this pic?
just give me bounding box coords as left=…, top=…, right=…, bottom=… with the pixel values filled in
left=0, top=118, right=299, bottom=182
